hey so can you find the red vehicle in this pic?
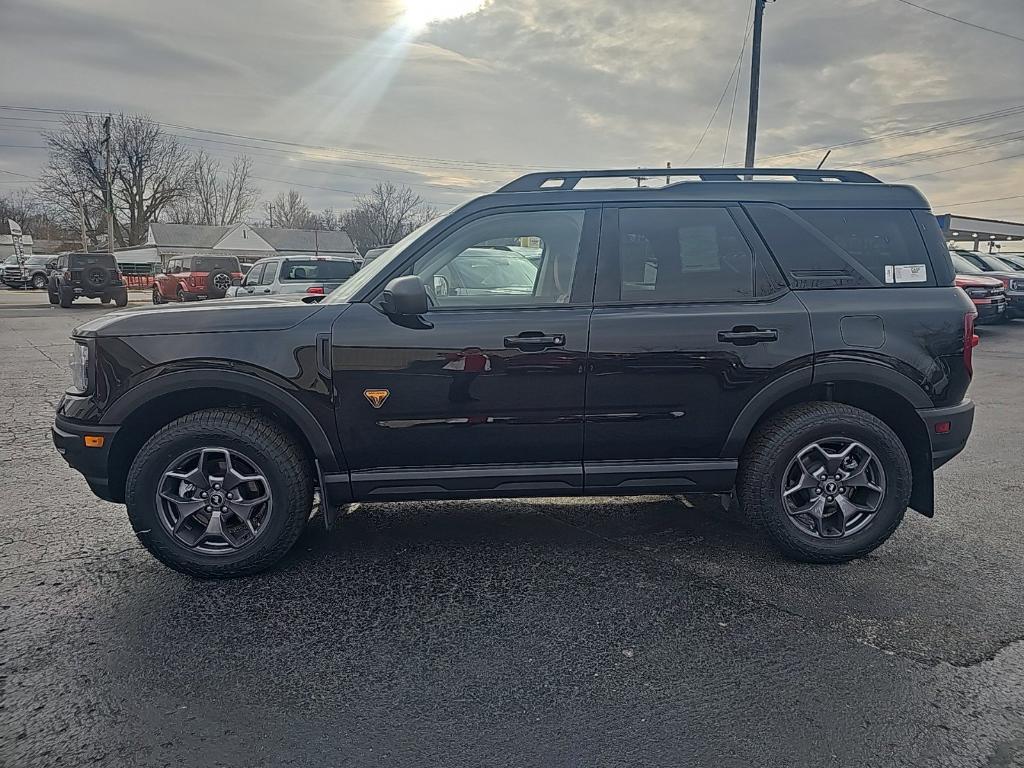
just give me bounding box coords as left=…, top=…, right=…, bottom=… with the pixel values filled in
left=152, top=255, right=242, bottom=304
left=951, top=253, right=1007, bottom=324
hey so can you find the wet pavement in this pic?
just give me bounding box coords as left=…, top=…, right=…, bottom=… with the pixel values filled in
left=2, top=294, right=1023, bottom=767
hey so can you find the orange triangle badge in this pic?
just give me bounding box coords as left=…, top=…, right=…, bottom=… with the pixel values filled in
left=363, top=389, right=390, bottom=408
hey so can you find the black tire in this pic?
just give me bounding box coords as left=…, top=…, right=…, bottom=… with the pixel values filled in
left=737, top=402, right=911, bottom=564
left=59, top=288, right=73, bottom=308
left=31, top=273, right=47, bottom=289
left=47, top=288, right=58, bottom=305
left=113, top=291, right=128, bottom=308
left=177, top=287, right=187, bottom=303
left=101, top=297, right=111, bottom=304
left=206, top=269, right=232, bottom=299
left=152, top=286, right=163, bottom=305
left=125, top=409, right=313, bottom=578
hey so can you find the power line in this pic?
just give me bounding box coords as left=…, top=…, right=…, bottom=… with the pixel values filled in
left=758, top=104, right=1024, bottom=162
left=685, top=5, right=755, bottom=164
left=891, top=0, right=1024, bottom=45
left=893, top=150, right=1024, bottom=181
left=933, top=193, right=1024, bottom=208
left=0, top=167, right=35, bottom=178
left=722, top=0, right=754, bottom=166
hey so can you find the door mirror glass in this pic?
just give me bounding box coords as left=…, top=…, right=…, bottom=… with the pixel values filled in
left=432, top=274, right=450, bottom=297
left=382, top=275, right=429, bottom=316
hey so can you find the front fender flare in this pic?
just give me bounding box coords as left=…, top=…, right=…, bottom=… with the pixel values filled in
left=101, top=368, right=343, bottom=475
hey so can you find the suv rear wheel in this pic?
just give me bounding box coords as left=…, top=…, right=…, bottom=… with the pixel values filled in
left=152, top=286, right=163, bottom=305
left=59, top=288, right=73, bottom=308
left=125, top=409, right=313, bottom=578
left=737, top=402, right=911, bottom=563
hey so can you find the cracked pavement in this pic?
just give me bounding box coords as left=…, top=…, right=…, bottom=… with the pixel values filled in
left=1, top=294, right=1023, bottom=767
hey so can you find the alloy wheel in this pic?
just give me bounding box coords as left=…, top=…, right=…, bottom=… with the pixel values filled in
left=155, top=447, right=273, bottom=554
left=212, top=273, right=231, bottom=291
left=781, top=438, right=886, bottom=539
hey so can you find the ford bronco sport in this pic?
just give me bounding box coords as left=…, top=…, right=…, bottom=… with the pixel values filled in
left=53, top=168, right=977, bottom=577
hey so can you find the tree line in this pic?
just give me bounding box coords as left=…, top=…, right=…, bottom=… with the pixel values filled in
left=1, top=112, right=437, bottom=254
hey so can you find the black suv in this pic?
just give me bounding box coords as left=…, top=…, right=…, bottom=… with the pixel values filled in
left=49, top=252, right=128, bottom=307
left=52, top=168, right=977, bottom=577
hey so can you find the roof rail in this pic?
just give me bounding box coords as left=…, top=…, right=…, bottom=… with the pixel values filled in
left=497, top=167, right=882, bottom=192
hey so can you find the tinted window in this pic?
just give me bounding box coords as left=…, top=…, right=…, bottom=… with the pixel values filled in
left=281, top=259, right=358, bottom=281
left=411, top=209, right=585, bottom=308
left=797, top=210, right=933, bottom=286
left=193, top=256, right=239, bottom=272
left=70, top=254, right=116, bottom=268
left=615, top=207, right=753, bottom=303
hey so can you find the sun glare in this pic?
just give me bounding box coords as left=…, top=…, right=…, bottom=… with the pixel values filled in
left=403, top=0, right=486, bottom=28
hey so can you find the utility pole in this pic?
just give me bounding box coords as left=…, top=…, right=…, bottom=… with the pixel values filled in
left=266, top=203, right=274, bottom=227
left=744, top=0, right=771, bottom=168
left=79, top=192, right=88, bottom=251
left=103, top=115, right=114, bottom=254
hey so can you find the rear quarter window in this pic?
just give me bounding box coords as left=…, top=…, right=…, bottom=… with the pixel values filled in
left=796, top=209, right=935, bottom=287
left=744, top=205, right=942, bottom=288
left=70, top=255, right=116, bottom=268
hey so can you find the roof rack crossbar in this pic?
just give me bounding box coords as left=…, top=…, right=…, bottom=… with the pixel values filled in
left=497, top=167, right=881, bottom=192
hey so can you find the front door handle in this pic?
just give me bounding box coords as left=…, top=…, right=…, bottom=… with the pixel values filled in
left=504, top=331, right=566, bottom=350
left=717, top=326, right=779, bottom=345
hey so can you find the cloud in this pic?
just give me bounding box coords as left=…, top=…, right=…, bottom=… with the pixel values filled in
left=1, top=0, right=1022, bottom=217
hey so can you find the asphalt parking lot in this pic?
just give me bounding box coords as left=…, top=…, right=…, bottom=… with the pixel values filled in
left=2, top=291, right=1023, bottom=768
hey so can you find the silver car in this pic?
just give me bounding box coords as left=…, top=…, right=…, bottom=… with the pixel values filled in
left=226, top=255, right=360, bottom=298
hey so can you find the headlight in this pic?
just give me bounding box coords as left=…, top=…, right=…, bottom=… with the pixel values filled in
left=68, top=342, right=89, bottom=394
left=965, top=288, right=987, bottom=298
left=1011, top=279, right=1024, bottom=292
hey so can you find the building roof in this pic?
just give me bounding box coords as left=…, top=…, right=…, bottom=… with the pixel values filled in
left=147, top=223, right=356, bottom=254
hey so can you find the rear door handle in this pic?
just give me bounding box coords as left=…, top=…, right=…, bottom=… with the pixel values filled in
left=717, top=326, right=779, bottom=345
left=504, top=331, right=566, bottom=350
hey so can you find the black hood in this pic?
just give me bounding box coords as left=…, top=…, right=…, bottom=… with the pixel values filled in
left=72, top=296, right=344, bottom=338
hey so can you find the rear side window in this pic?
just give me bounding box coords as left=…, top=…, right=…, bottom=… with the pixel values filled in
left=796, top=210, right=934, bottom=286
left=281, top=259, right=358, bottom=281
left=614, top=207, right=753, bottom=303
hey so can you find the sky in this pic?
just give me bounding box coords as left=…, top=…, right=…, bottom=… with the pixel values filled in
left=1, top=0, right=1023, bottom=223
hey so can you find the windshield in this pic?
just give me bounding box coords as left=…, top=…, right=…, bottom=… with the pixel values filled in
left=25, top=257, right=50, bottom=266
left=994, top=255, right=1024, bottom=272
left=3, top=255, right=19, bottom=266
left=193, top=256, right=240, bottom=272
left=70, top=254, right=116, bottom=268
left=281, top=259, right=358, bottom=281
left=325, top=217, right=445, bottom=304
left=951, top=254, right=983, bottom=274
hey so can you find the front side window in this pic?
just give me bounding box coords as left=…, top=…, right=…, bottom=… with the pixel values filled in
left=244, top=264, right=265, bottom=286
left=260, top=261, right=278, bottom=285
left=410, top=209, right=585, bottom=308
left=616, top=207, right=753, bottom=303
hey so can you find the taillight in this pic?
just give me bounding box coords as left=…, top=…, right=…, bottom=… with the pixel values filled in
left=64, top=271, right=71, bottom=280
left=306, top=285, right=325, bottom=295
left=964, top=312, right=979, bottom=376
left=188, top=275, right=196, bottom=287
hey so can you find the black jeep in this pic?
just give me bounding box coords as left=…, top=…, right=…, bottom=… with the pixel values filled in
left=49, top=252, right=128, bottom=308
left=53, top=168, right=977, bottom=577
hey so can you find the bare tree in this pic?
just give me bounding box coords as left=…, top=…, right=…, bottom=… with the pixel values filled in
left=268, top=189, right=316, bottom=229
left=39, top=113, right=190, bottom=248
left=167, top=151, right=260, bottom=226
left=316, top=207, right=341, bottom=231
left=0, top=188, right=74, bottom=241
left=341, top=182, right=437, bottom=253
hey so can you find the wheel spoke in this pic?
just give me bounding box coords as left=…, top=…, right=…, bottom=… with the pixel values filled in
left=164, top=466, right=208, bottom=490
left=226, top=493, right=269, bottom=523
left=223, top=468, right=267, bottom=493
left=788, top=496, right=826, bottom=519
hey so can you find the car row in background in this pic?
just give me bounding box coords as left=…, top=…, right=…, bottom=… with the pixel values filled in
left=2, top=254, right=58, bottom=289
left=224, top=255, right=361, bottom=298
left=951, top=250, right=1024, bottom=322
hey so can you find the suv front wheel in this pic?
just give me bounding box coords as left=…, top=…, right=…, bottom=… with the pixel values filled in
left=737, top=402, right=911, bottom=563
left=125, top=409, right=313, bottom=577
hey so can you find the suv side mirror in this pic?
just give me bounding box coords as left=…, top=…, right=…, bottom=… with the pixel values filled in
left=381, top=275, right=428, bottom=316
